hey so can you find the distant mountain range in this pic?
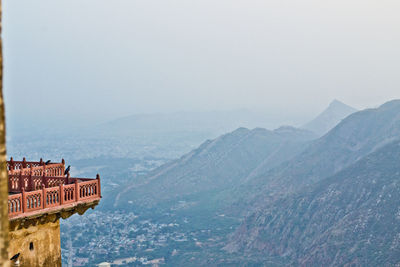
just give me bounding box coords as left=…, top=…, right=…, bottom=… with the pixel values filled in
left=302, top=99, right=357, bottom=136
left=94, top=109, right=303, bottom=137
left=114, top=126, right=316, bottom=211
left=81, top=109, right=315, bottom=160
left=113, top=99, right=360, bottom=212
left=110, top=99, right=400, bottom=265
left=111, top=100, right=356, bottom=209
left=232, top=100, right=400, bottom=208
left=223, top=100, right=400, bottom=264
left=98, top=100, right=357, bottom=139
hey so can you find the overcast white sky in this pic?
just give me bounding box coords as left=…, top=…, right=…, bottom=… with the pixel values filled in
left=3, top=0, right=400, bottom=125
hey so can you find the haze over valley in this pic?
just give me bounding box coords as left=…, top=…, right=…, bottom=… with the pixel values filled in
left=4, top=0, right=400, bottom=266
left=8, top=99, right=400, bottom=266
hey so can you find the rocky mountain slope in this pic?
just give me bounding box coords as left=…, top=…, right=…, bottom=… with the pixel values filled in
left=114, top=126, right=316, bottom=211
left=303, top=99, right=357, bottom=136
left=226, top=139, right=400, bottom=266
left=233, top=100, right=400, bottom=212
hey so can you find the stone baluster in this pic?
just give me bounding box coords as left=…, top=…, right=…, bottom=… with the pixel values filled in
left=21, top=188, right=26, bottom=213
left=96, top=174, right=101, bottom=198
left=75, top=180, right=80, bottom=202
left=59, top=184, right=64, bottom=205
left=42, top=184, right=47, bottom=209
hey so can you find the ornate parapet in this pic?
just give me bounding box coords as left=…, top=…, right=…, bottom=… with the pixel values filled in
left=7, top=158, right=101, bottom=220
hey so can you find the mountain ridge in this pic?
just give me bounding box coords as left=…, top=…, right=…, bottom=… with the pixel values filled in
left=114, top=126, right=316, bottom=211
left=232, top=99, right=400, bottom=213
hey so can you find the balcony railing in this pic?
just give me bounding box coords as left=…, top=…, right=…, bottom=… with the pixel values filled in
left=7, top=158, right=101, bottom=220
left=7, top=157, right=64, bottom=171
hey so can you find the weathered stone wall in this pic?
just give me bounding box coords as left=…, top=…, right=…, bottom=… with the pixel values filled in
left=9, top=220, right=61, bottom=267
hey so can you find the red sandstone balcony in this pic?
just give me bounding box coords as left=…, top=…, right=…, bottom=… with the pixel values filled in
left=7, top=158, right=101, bottom=220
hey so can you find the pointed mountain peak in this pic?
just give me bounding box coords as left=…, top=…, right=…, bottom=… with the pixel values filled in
left=302, top=100, right=357, bottom=136
left=329, top=99, right=344, bottom=106
left=328, top=99, right=354, bottom=109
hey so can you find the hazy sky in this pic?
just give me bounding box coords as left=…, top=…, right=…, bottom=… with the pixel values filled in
left=3, top=0, right=400, bottom=125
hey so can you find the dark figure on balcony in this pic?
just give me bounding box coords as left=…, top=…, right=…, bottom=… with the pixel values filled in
left=64, top=165, right=70, bottom=175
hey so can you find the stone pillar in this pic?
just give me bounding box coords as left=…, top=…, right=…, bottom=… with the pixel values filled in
left=0, top=0, right=11, bottom=265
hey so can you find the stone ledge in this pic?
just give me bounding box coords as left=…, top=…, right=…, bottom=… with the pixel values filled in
left=9, top=199, right=100, bottom=231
